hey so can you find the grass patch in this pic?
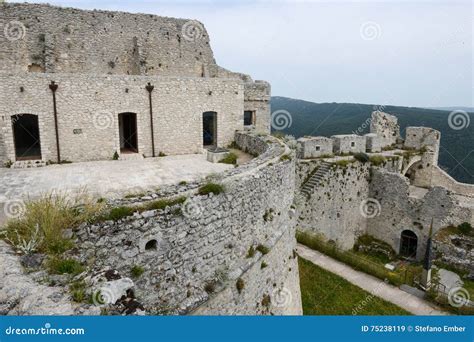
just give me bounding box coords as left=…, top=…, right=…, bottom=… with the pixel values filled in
left=246, top=246, right=256, bottom=258
left=219, top=152, right=238, bottom=165
left=131, top=265, right=145, bottom=278
left=47, top=257, right=84, bottom=275
left=3, top=191, right=104, bottom=255
left=297, top=231, right=403, bottom=286
left=280, top=154, right=292, bottom=162
left=198, top=183, right=225, bottom=196
left=236, top=278, right=245, bottom=294
left=369, top=155, right=386, bottom=166
left=333, top=159, right=352, bottom=168
left=256, top=244, right=270, bottom=255
left=298, top=257, right=410, bottom=315
left=70, top=281, right=88, bottom=303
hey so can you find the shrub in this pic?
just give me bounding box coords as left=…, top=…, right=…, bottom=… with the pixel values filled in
left=144, top=197, right=186, bottom=211
left=198, top=183, right=225, bottom=196
left=105, top=206, right=135, bottom=221
left=131, top=265, right=145, bottom=278
left=256, top=244, right=270, bottom=255
left=261, top=261, right=268, bottom=269
left=334, top=160, right=351, bottom=168
left=280, top=154, right=292, bottom=162
left=246, top=246, right=256, bottom=258
left=219, top=152, right=238, bottom=165
left=47, top=257, right=84, bottom=275
left=70, top=281, right=87, bottom=303
left=204, top=282, right=216, bottom=294
left=354, top=153, right=370, bottom=163
left=158, top=152, right=167, bottom=157
left=236, top=278, right=245, bottom=294
left=3, top=191, right=104, bottom=255
left=112, top=151, right=119, bottom=160
left=458, top=222, right=473, bottom=235
left=369, top=155, right=386, bottom=166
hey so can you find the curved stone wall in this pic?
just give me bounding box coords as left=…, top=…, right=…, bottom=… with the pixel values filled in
left=71, top=132, right=301, bottom=315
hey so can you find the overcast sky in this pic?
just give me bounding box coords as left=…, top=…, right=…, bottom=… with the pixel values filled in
left=21, top=0, right=473, bottom=108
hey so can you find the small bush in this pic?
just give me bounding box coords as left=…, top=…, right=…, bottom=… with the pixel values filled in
left=369, top=155, right=386, bottom=166
left=261, top=261, right=268, bottom=269
left=105, top=206, right=135, bottom=221
left=256, top=244, right=270, bottom=255
left=70, top=281, right=87, bottom=303
left=47, top=257, right=84, bottom=275
left=246, top=246, right=256, bottom=258
left=131, top=265, right=145, bottom=278
left=144, top=197, right=186, bottom=211
left=236, top=278, right=245, bottom=294
left=458, top=222, right=473, bottom=235
left=112, top=151, right=119, bottom=160
left=158, top=152, right=167, bottom=157
left=261, top=294, right=271, bottom=308
left=198, top=183, right=225, bottom=196
left=334, top=160, right=351, bottom=168
left=179, top=181, right=187, bottom=186
left=219, top=152, right=238, bottom=165
left=280, top=154, right=292, bottom=162
left=354, top=153, right=370, bottom=163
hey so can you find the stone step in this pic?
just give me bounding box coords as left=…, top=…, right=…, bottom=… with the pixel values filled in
left=11, top=160, right=46, bottom=169
left=119, top=153, right=144, bottom=161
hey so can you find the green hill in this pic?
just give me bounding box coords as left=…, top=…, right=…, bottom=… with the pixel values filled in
left=271, top=96, right=474, bottom=184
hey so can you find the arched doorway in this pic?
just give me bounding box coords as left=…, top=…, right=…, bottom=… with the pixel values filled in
left=203, top=111, right=217, bottom=147
left=11, top=114, right=42, bottom=160
left=400, top=230, right=418, bottom=258
left=118, top=112, right=138, bottom=153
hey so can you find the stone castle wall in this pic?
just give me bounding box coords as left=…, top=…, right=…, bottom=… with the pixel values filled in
left=71, top=132, right=301, bottom=315
left=0, top=3, right=217, bottom=77
left=0, top=73, right=244, bottom=163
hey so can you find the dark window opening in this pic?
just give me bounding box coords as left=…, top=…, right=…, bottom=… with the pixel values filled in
left=12, top=114, right=42, bottom=161
left=400, top=230, right=418, bottom=258
left=351, top=141, right=356, bottom=147
left=244, top=110, right=255, bottom=126
left=203, top=111, right=217, bottom=147
left=119, top=112, right=138, bottom=153
left=315, top=146, right=321, bottom=151
left=145, top=239, right=157, bottom=250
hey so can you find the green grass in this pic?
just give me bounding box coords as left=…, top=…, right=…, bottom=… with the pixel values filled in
left=298, top=257, right=410, bottom=315
left=369, top=155, right=386, bottom=166
left=297, top=231, right=403, bottom=286
left=353, top=152, right=370, bottom=163
left=47, top=257, right=84, bottom=275
left=198, top=183, right=225, bottom=196
left=219, top=152, right=238, bottom=165
left=131, top=265, right=145, bottom=278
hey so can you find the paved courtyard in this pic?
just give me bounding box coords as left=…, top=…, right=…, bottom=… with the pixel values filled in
left=0, top=155, right=233, bottom=224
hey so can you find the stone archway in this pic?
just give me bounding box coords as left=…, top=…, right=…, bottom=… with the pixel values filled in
left=399, top=230, right=418, bottom=259
left=11, top=114, right=42, bottom=161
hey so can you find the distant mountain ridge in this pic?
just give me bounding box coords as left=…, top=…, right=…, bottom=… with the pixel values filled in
left=271, top=96, right=474, bottom=184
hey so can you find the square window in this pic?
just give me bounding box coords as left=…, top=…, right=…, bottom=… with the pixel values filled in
left=244, top=111, right=254, bottom=126
left=351, top=141, right=355, bottom=147
left=315, top=146, right=321, bottom=151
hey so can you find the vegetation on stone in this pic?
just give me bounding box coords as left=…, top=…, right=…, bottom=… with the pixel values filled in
left=198, top=183, right=225, bottom=196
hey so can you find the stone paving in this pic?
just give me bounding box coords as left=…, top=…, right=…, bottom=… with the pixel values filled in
left=0, top=154, right=233, bottom=224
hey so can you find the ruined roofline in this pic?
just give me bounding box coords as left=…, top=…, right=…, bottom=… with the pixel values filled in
left=3, top=2, right=202, bottom=25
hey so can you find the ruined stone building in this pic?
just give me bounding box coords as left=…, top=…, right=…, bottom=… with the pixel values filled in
left=0, top=3, right=270, bottom=166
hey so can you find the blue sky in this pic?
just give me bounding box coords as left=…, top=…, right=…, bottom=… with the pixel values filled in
left=21, top=0, right=473, bottom=108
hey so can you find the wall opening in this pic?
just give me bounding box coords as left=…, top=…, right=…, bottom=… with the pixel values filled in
left=351, top=141, right=356, bottom=147
left=203, top=111, right=217, bottom=147
left=145, top=239, right=157, bottom=251
left=11, top=114, right=42, bottom=161
left=118, top=112, right=138, bottom=153
left=399, top=230, right=418, bottom=258
left=244, top=110, right=255, bottom=126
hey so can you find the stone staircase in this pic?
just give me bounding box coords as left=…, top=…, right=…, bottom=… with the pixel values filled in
left=301, top=161, right=332, bottom=197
